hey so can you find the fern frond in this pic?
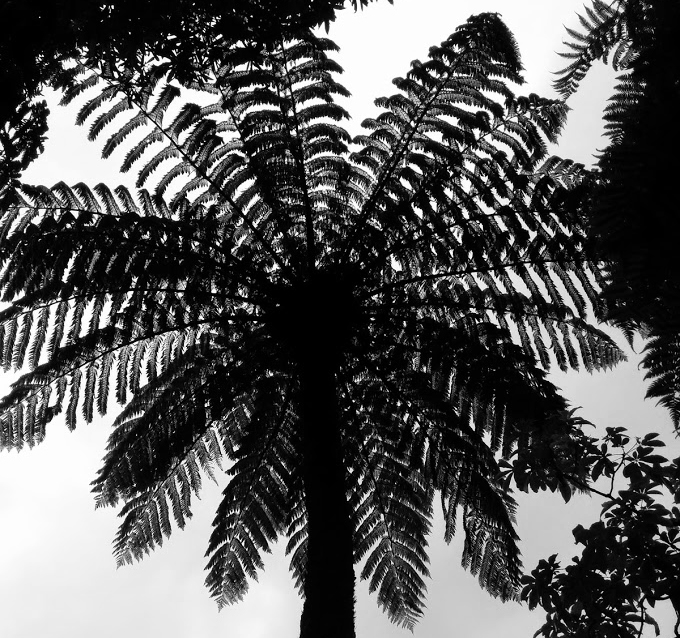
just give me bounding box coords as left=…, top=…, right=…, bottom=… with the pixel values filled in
left=554, top=0, right=639, bottom=98
left=355, top=454, right=432, bottom=629
left=205, top=379, right=295, bottom=607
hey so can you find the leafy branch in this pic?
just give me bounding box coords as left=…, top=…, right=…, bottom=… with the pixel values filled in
left=518, top=425, right=680, bottom=638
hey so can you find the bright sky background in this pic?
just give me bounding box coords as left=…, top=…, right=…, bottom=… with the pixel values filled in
left=2, top=1, right=678, bottom=637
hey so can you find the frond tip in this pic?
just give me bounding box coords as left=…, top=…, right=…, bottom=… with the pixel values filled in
left=461, top=508, right=521, bottom=601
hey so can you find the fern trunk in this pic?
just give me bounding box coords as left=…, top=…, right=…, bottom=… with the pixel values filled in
left=298, top=352, right=356, bottom=638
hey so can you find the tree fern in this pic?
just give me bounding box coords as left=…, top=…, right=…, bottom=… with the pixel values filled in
left=0, top=14, right=624, bottom=638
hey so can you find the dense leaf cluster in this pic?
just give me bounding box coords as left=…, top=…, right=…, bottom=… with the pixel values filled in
left=0, top=100, right=48, bottom=202
left=522, top=428, right=680, bottom=637
left=498, top=408, right=597, bottom=503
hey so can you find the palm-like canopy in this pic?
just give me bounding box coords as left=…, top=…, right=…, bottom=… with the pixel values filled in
left=0, top=14, right=622, bottom=637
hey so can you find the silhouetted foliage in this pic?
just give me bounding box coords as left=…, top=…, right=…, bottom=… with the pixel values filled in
left=556, top=0, right=680, bottom=426
left=0, top=100, right=48, bottom=204
left=0, top=14, right=624, bottom=638
left=0, top=0, right=388, bottom=187
left=522, top=427, right=680, bottom=637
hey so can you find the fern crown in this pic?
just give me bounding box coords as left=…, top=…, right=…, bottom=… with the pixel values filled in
left=0, top=13, right=623, bottom=629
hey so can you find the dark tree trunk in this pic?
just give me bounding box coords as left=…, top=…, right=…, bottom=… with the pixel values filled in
left=298, top=352, right=356, bottom=638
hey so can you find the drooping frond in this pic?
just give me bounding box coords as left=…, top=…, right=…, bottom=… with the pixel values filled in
left=205, top=374, right=297, bottom=606
left=333, top=309, right=582, bottom=614
left=0, top=182, right=257, bottom=448
left=553, top=0, right=644, bottom=98
left=343, top=393, right=433, bottom=629
left=93, top=351, right=227, bottom=510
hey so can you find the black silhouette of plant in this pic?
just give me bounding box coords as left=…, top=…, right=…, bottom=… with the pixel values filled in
left=0, top=14, right=622, bottom=638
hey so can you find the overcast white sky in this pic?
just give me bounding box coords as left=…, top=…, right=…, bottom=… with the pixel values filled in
left=2, top=1, right=678, bottom=637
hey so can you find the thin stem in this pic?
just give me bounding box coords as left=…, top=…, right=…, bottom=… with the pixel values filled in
left=362, top=257, right=579, bottom=299
left=275, top=38, right=316, bottom=275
